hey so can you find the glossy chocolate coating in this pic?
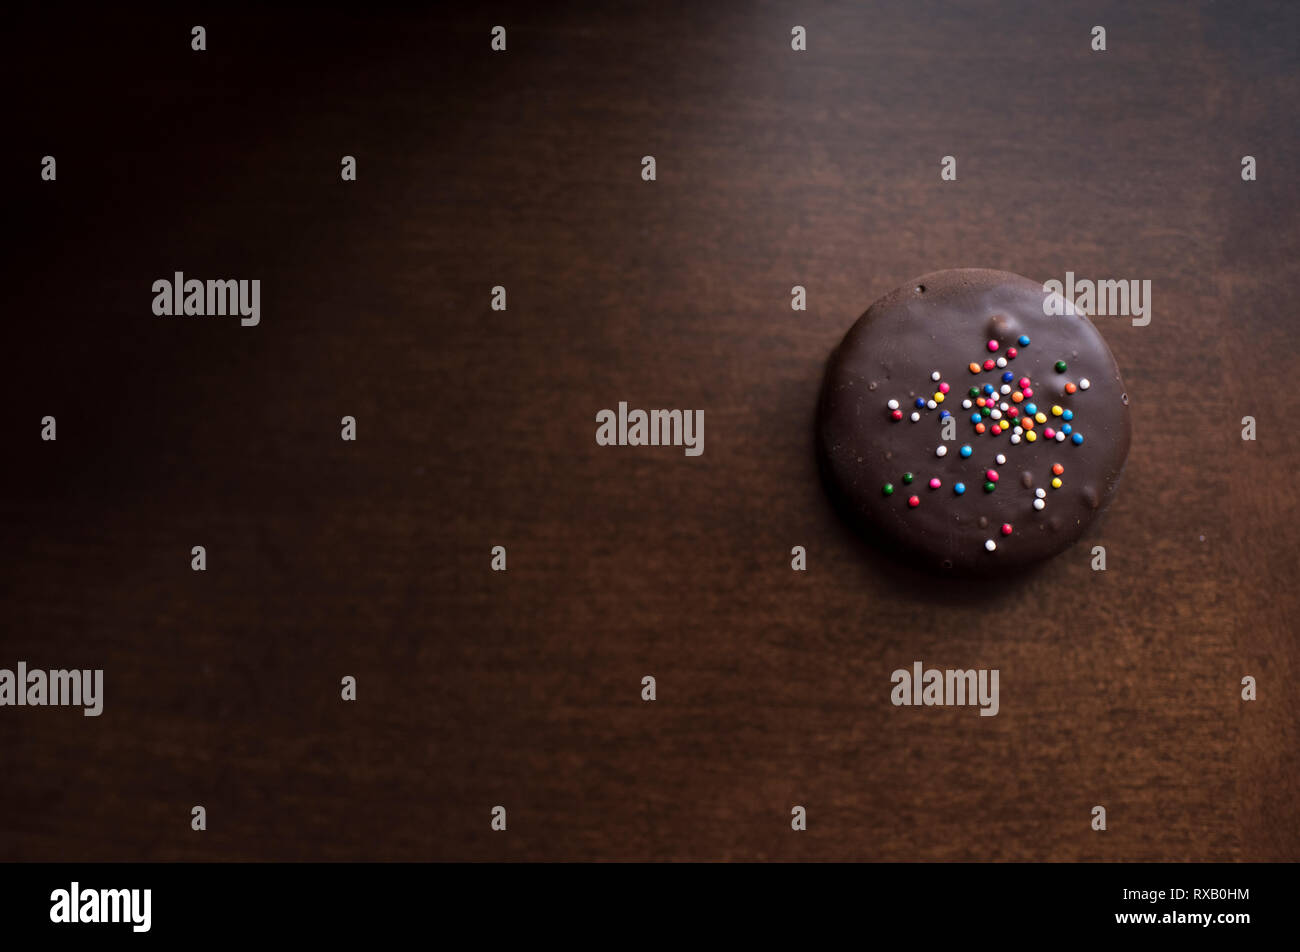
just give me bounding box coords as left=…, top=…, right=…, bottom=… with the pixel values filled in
left=816, top=269, right=1130, bottom=573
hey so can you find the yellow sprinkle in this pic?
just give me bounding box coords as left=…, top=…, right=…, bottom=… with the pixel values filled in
left=1051, top=405, right=1063, bottom=416
left=1026, top=431, right=1037, bottom=443
left=1035, top=412, right=1047, bottom=424
left=1051, top=477, right=1062, bottom=489
left=934, top=392, right=945, bottom=403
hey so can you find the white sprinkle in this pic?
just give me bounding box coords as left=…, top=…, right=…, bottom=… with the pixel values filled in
left=936, top=445, right=948, bottom=457
left=996, top=357, right=1007, bottom=368
left=990, top=409, right=1002, bottom=420
left=1079, top=378, right=1091, bottom=390
left=962, top=399, right=972, bottom=409
left=926, top=399, right=937, bottom=410
left=910, top=411, right=920, bottom=422
left=1000, top=384, right=1011, bottom=394
left=887, top=399, right=899, bottom=410
left=999, top=402, right=1009, bottom=411
left=996, top=454, right=1006, bottom=465
left=1036, top=488, right=1046, bottom=498
left=931, top=370, right=941, bottom=381
left=985, top=539, right=997, bottom=552
left=1033, top=498, right=1045, bottom=511
left=1055, top=430, right=1066, bottom=441
left=1013, top=426, right=1023, bottom=435
left=1010, top=434, right=1021, bottom=444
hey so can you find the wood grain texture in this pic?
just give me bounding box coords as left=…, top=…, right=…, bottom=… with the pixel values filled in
left=2, top=0, right=1297, bottom=861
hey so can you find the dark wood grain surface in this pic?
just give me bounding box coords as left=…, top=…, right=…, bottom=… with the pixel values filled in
left=3, top=0, right=1298, bottom=861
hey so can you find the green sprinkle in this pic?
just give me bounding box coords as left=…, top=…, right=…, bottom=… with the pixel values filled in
left=1055, top=360, right=1067, bottom=373
left=882, top=483, right=894, bottom=496
left=984, top=481, right=996, bottom=493
left=902, top=472, right=914, bottom=485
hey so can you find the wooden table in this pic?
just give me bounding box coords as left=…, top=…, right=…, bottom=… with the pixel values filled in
left=3, top=0, right=1297, bottom=861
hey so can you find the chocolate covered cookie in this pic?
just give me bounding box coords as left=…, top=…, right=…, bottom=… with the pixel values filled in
left=816, top=269, right=1130, bottom=573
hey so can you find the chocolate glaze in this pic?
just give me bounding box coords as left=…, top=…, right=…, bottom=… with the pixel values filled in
left=816, top=269, right=1130, bottom=573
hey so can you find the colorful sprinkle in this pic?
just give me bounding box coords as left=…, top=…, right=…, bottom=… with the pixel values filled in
left=996, top=357, right=1008, bottom=368
left=954, top=482, right=966, bottom=495
left=891, top=409, right=903, bottom=420
left=908, top=495, right=920, bottom=507
left=1051, top=405, right=1063, bottom=416
left=882, top=483, right=894, bottom=496
left=1033, top=498, right=1045, bottom=510
left=1079, top=378, right=1091, bottom=390
left=911, top=411, right=920, bottom=421
left=931, top=370, right=941, bottom=381
left=1018, top=335, right=1030, bottom=346
left=929, top=477, right=941, bottom=489
left=1006, top=347, right=1017, bottom=358
left=985, top=539, right=997, bottom=551
left=983, top=481, right=996, bottom=493
left=1051, top=463, right=1064, bottom=475
left=1001, top=523, right=1013, bottom=536
left=1072, top=432, right=1083, bottom=444
left=959, top=444, right=973, bottom=458
left=902, top=472, right=914, bottom=484
left=987, top=340, right=999, bottom=352
left=1054, top=360, right=1067, bottom=373
left=1051, top=477, right=1062, bottom=489
left=935, top=445, right=948, bottom=457
left=983, top=359, right=995, bottom=371
left=986, top=469, right=999, bottom=482
left=1043, top=427, right=1055, bottom=439
left=887, top=399, right=899, bottom=410
left=996, top=454, right=1007, bottom=465
left=939, top=382, right=950, bottom=394
left=969, top=363, right=981, bottom=374
left=1064, top=382, right=1077, bottom=394
left=1062, top=409, right=1073, bottom=421
left=915, top=397, right=926, bottom=408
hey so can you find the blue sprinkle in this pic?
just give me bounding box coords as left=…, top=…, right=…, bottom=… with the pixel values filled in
left=959, top=444, right=972, bottom=458
left=915, top=397, right=926, bottom=408
left=983, top=384, right=995, bottom=395
left=970, top=413, right=983, bottom=425
left=1062, top=409, right=1073, bottom=421
left=1071, top=432, right=1084, bottom=445
left=939, top=410, right=951, bottom=419
left=1061, top=424, right=1072, bottom=435
left=954, top=483, right=966, bottom=495
left=1018, top=335, right=1030, bottom=346
left=1024, top=403, right=1038, bottom=415
left=1001, top=372, right=1014, bottom=383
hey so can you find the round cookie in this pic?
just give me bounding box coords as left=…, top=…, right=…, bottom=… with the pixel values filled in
left=816, top=269, right=1130, bottom=573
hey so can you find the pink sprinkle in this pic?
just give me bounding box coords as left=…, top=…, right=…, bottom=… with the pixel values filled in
left=1044, top=427, right=1056, bottom=439
left=987, top=340, right=999, bottom=352
left=1019, top=377, right=1031, bottom=389
left=938, top=382, right=950, bottom=394
left=929, top=477, right=941, bottom=489
left=1022, top=387, right=1034, bottom=398
left=986, top=469, right=999, bottom=482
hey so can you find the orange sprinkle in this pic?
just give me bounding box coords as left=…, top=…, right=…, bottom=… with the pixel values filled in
left=969, top=362, right=981, bottom=374
left=1065, top=382, right=1077, bottom=394
left=1011, top=392, right=1024, bottom=403
left=975, top=422, right=986, bottom=434
left=1052, top=463, right=1064, bottom=475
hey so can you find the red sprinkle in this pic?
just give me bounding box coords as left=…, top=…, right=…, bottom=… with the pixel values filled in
left=908, top=495, right=920, bottom=508
left=983, top=359, right=996, bottom=371
left=986, top=469, right=999, bottom=482
left=1006, top=347, right=1017, bottom=359
left=891, top=409, right=903, bottom=420
left=1001, top=523, right=1013, bottom=536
